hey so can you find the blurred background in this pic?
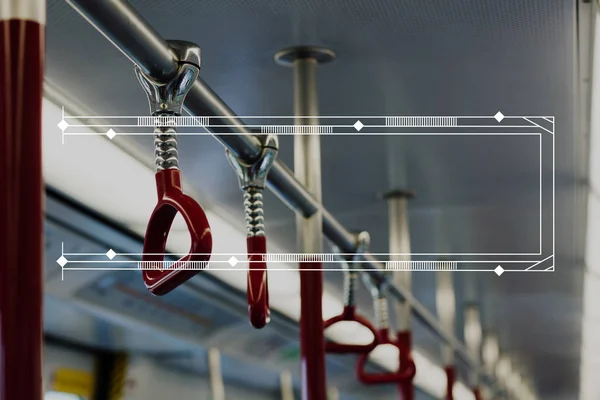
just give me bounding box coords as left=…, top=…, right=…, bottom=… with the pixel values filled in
left=39, top=0, right=599, bottom=399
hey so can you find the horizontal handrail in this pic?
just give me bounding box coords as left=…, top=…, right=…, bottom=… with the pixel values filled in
left=65, top=0, right=481, bottom=373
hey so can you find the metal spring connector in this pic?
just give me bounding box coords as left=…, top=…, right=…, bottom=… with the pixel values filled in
left=344, top=271, right=357, bottom=307
left=226, top=134, right=278, bottom=237
left=336, top=231, right=370, bottom=307
left=244, top=188, right=265, bottom=236
left=153, top=116, right=179, bottom=171
left=375, top=296, right=389, bottom=330
left=134, top=40, right=200, bottom=172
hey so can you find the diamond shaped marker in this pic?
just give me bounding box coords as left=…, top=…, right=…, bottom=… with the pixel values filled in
left=228, top=256, right=239, bottom=267
left=353, top=120, right=364, bottom=131
left=106, top=249, right=116, bottom=260
left=57, top=256, right=68, bottom=267
left=57, top=120, right=68, bottom=131
left=106, top=128, right=116, bottom=140
left=494, top=265, right=504, bottom=276
left=494, top=112, right=504, bottom=122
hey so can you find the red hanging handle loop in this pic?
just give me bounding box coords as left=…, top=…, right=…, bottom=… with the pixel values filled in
left=135, top=41, right=212, bottom=296
left=324, top=231, right=377, bottom=354
left=247, top=235, right=270, bottom=328
left=356, top=328, right=416, bottom=385
left=226, top=132, right=278, bottom=329
left=142, top=169, right=212, bottom=295
left=323, top=305, right=378, bottom=354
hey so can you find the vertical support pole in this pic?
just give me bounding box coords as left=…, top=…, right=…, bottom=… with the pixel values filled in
left=464, top=305, right=483, bottom=399
left=280, top=370, right=295, bottom=400
left=327, top=386, right=339, bottom=400
left=481, top=333, right=500, bottom=400
left=436, top=271, right=456, bottom=400
left=275, top=46, right=335, bottom=400
left=208, top=348, right=225, bottom=400
left=384, top=192, right=413, bottom=331
left=434, top=214, right=457, bottom=400
left=384, top=191, right=414, bottom=400
left=0, top=2, right=46, bottom=400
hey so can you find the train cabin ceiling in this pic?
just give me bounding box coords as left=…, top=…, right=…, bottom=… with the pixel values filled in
left=42, top=0, right=592, bottom=399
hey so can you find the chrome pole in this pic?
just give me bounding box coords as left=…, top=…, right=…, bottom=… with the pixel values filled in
left=280, top=370, right=295, bottom=400
left=385, top=191, right=413, bottom=332
left=208, top=348, right=226, bottom=400
left=276, top=45, right=335, bottom=400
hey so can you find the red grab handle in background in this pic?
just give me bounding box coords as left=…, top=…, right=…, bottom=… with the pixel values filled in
left=142, top=169, right=212, bottom=295
left=247, top=235, right=270, bottom=328
left=324, top=305, right=378, bottom=354
left=444, top=366, right=456, bottom=400
left=473, top=387, right=483, bottom=400
left=356, top=328, right=416, bottom=385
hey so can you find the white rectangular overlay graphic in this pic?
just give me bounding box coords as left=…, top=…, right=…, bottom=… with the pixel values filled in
left=57, top=113, right=555, bottom=274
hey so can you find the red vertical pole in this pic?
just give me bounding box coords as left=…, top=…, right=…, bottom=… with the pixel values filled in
left=397, top=331, right=414, bottom=400
left=0, top=2, right=46, bottom=400
left=275, top=45, right=335, bottom=400
left=299, top=260, right=326, bottom=400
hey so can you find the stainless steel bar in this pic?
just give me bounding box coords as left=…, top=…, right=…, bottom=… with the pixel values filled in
left=464, top=305, right=483, bottom=387
left=208, top=348, right=226, bottom=400
left=280, top=370, right=295, bottom=400
left=388, top=195, right=412, bottom=331
left=65, top=0, right=479, bottom=371
left=294, top=57, right=323, bottom=254
left=65, top=0, right=178, bottom=81
left=436, top=271, right=456, bottom=366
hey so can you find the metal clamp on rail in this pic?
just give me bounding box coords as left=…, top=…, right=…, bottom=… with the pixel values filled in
left=356, top=272, right=416, bottom=385
left=226, top=133, right=278, bottom=329
left=135, top=40, right=213, bottom=296
left=324, top=231, right=378, bottom=354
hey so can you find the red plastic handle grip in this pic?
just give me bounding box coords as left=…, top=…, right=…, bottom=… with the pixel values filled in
left=323, top=305, right=378, bottom=354
left=356, top=329, right=416, bottom=384
left=142, top=169, right=212, bottom=295
left=473, top=387, right=482, bottom=400
left=396, top=331, right=416, bottom=399
left=445, top=366, right=456, bottom=400
left=397, top=331, right=417, bottom=378
left=398, top=380, right=414, bottom=400
left=247, top=235, right=270, bottom=328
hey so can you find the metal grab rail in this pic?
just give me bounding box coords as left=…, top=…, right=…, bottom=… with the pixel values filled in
left=64, top=0, right=480, bottom=371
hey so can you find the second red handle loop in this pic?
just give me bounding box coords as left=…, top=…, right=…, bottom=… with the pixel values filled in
left=247, top=235, right=270, bottom=328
